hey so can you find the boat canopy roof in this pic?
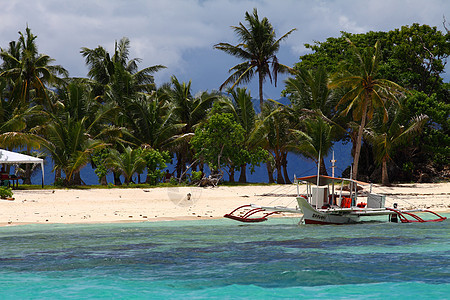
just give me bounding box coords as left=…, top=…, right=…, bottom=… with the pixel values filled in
left=295, top=175, right=370, bottom=186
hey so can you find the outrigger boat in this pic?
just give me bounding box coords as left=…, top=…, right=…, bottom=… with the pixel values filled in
left=224, top=174, right=447, bottom=225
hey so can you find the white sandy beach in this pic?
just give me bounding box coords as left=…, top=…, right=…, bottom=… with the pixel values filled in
left=0, top=183, right=449, bottom=226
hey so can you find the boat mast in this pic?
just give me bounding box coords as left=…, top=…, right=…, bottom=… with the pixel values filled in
left=330, top=151, right=336, bottom=204
left=330, top=151, right=336, bottom=178
left=316, top=150, right=321, bottom=208
left=349, top=164, right=353, bottom=206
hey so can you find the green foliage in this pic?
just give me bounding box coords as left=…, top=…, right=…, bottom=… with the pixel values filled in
left=291, top=117, right=335, bottom=162
left=191, top=170, right=203, bottom=183
left=0, top=186, right=13, bottom=199
left=191, top=113, right=245, bottom=170
left=402, top=162, right=414, bottom=173
left=236, top=147, right=268, bottom=174
left=53, top=178, right=65, bottom=187
left=296, top=24, right=449, bottom=97
left=169, top=177, right=178, bottom=185
left=161, top=76, right=219, bottom=178
left=292, top=24, right=449, bottom=181
left=364, top=102, right=429, bottom=185
left=142, top=148, right=171, bottom=185
left=328, top=40, right=406, bottom=179
left=191, top=113, right=268, bottom=176
left=107, top=147, right=146, bottom=185
left=404, top=92, right=449, bottom=127
left=0, top=26, right=68, bottom=111
left=402, top=91, right=450, bottom=165
left=92, top=149, right=110, bottom=183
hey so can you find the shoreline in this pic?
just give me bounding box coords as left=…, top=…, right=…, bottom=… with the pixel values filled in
left=0, top=183, right=448, bottom=227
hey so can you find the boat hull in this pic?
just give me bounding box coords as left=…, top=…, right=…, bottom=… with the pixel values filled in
left=297, top=197, right=360, bottom=224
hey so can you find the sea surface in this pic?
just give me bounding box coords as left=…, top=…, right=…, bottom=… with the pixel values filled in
left=0, top=216, right=448, bottom=299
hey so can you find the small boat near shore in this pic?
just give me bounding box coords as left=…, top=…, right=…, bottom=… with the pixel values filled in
left=224, top=174, right=447, bottom=225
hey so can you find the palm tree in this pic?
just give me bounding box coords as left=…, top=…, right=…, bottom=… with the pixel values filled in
left=284, top=66, right=337, bottom=118
left=125, top=92, right=182, bottom=150
left=253, top=101, right=292, bottom=184
left=81, top=37, right=165, bottom=101
left=290, top=117, right=336, bottom=175
left=283, top=66, right=347, bottom=176
left=81, top=37, right=165, bottom=131
left=329, top=39, right=406, bottom=180
left=364, top=107, right=428, bottom=185
left=81, top=38, right=165, bottom=183
left=36, top=81, right=121, bottom=185
left=214, top=8, right=296, bottom=111
left=162, top=76, right=219, bottom=178
left=219, top=87, right=258, bottom=182
left=0, top=27, right=68, bottom=111
left=0, top=27, right=67, bottom=182
left=106, top=146, right=146, bottom=185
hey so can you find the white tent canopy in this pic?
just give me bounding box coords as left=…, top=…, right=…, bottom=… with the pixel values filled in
left=0, top=149, right=45, bottom=187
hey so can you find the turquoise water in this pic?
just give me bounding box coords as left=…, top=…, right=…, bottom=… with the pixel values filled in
left=0, top=216, right=449, bottom=299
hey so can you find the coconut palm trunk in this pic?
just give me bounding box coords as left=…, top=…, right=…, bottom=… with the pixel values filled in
left=382, top=158, right=389, bottom=186
left=352, top=96, right=369, bottom=180
left=266, top=161, right=275, bottom=183
left=282, top=151, right=291, bottom=184
left=258, top=71, right=264, bottom=111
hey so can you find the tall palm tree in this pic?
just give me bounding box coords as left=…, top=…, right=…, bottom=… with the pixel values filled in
left=364, top=107, right=428, bottom=185
left=329, top=39, right=406, bottom=180
left=0, top=27, right=68, bottom=111
left=0, top=27, right=67, bottom=183
left=214, top=8, right=296, bottom=111
left=81, top=38, right=165, bottom=183
left=81, top=37, right=165, bottom=101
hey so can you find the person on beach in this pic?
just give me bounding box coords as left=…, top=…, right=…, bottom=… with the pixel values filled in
left=164, top=170, right=171, bottom=182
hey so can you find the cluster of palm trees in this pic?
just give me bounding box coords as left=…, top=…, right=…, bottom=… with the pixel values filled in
left=0, top=10, right=427, bottom=186
left=0, top=28, right=222, bottom=185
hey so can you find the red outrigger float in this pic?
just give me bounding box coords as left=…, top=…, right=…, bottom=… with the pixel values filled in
left=223, top=205, right=283, bottom=223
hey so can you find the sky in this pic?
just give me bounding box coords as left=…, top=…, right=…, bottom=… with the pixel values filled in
left=1, top=0, right=449, bottom=102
